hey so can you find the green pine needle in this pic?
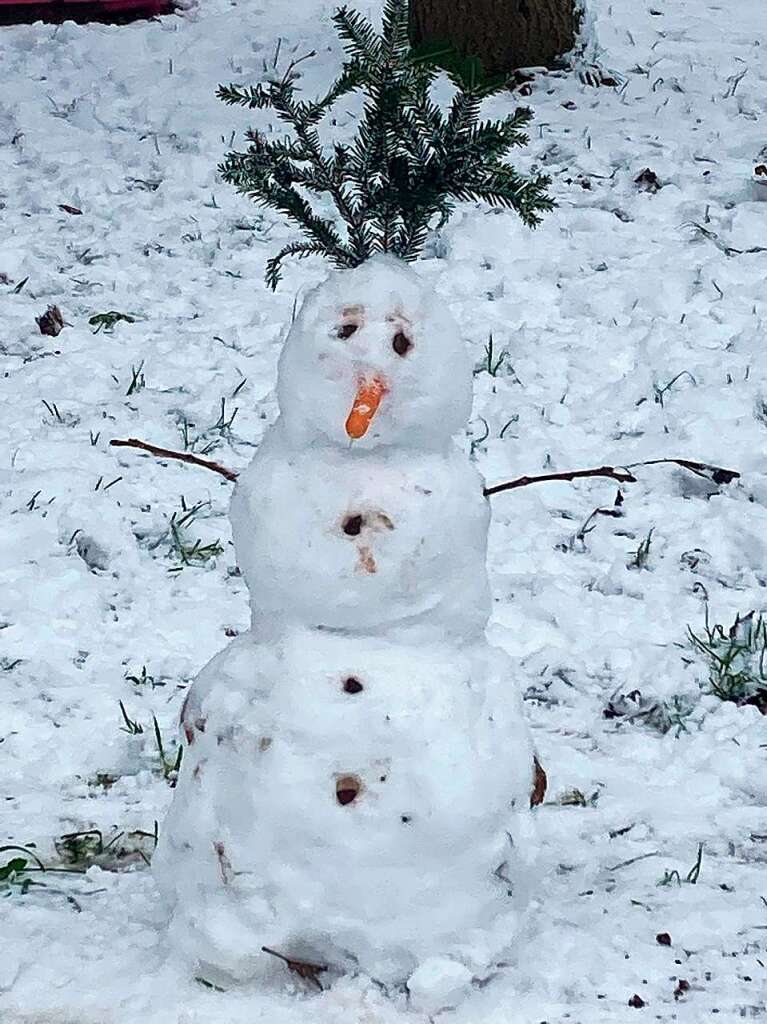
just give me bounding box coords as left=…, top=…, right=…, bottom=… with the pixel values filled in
left=218, top=0, right=554, bottom=288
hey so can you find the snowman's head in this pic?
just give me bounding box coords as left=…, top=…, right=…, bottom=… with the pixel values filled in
left=276, top=255, right=473, bottom=450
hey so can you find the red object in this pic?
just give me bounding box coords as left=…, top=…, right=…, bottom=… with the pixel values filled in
left=0, top=0, right=171, bottom=23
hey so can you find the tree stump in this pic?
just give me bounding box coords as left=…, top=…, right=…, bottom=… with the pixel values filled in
left=409, top=0, right=581, bottom=76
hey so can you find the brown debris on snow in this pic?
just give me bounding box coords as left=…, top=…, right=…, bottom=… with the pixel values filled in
left=36, top=304, right=65, bottom=336
left=213, top=840, right=233, bottom=885
left=530, top=756, right=547, bottom=808
left=335, top=774, right=362, bottom=805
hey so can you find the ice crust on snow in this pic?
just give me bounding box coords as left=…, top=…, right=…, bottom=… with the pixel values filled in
left=154, top=257, right=536, bottom=988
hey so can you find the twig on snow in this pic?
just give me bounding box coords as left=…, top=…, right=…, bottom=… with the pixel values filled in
left=261, top=945, right=327, bottom=990
left=624, top=456, right=740, bottom=485
left=109, top=437, right=740, bottom=496
left=484, top=456, right=740, bottom=497
left=483, top=465, right=637, bottom=497
left=109, top=438, right=239, bottom=482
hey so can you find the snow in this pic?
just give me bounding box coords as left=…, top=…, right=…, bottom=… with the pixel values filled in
left=231, top=257, right=490, bottom=638
left=154, top=630, right=535, bottom=986
left=1, top=0, right=767, bottom=1020
left=232, top=425, right=491, bottom=638
left=154, top=258, right=536, bottom=990
left=274, top=256, right=475, bottom=451
left=406, top=957, right=473, bottom=1014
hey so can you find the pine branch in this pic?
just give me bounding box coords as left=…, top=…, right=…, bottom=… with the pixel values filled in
left=218, top=0, right=555, bottom=284
left=217, top=82, right=273, bottom=109
left=333, top=5, right=381, bottom=63
left=379, top=0, right=410, bottom=61
left=295, top=59, right=365, bottom=126
left=265, top=240, right=343, bottom=291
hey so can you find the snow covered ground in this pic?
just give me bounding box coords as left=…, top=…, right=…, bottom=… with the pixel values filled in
left=1, top=0, right=766, bottom=1019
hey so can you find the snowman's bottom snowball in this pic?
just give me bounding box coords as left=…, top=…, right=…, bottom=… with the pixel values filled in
left=153, top=629, right=537, bottom=985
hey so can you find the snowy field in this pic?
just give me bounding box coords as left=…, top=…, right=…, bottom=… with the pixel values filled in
left=2, top=0, right=767, bottom=1019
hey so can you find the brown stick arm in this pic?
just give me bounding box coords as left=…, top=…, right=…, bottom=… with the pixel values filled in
left=109, top=438, right=239, bottom=482
left=483, top=465, right=637, bottom=496
left=109, top=437, right=740, bottom=496
left=484, top=457, right=740, bottom=497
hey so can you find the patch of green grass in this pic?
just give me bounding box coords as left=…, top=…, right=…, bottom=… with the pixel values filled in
left=125, top=664, right=161, bottom=689
left=658, top=843, right=704, bottom=887
left=652, top=370, right=696, bottom=408
left=475, top=333, right=508, bottom=377
left=688, top=610, right=767, bottom=711
left=0, top=844, right=91, bottom=910
left=55, top=825, right=159, bottom=870
left=176, top=390, right=242, bottom=455
left=153, top=714, right=183, bottom=784
left=555, top=787, right=600, bottom=808
left=628, top=527, right=654, bottom=570
left=119, top=700, right=144, bottom=735
left=89, top=310, right=137, bottom=334
left=167, top=498, right=224, bottom=570
left=603, top=691, right=695, bottom=737
left=118, top=701, right=182, bottom=784
left=126, top=360, right=146, bottom=396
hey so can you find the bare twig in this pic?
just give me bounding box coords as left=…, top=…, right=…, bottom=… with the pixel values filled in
left=624, top=457, right=739, bottom=485
left=110, top=437, right=740, bottom=498
left=483, top=465, right=637, bottom=497
left=109, top=438, right=239, bottom=482
left=485, top=456, right=740, bottom=497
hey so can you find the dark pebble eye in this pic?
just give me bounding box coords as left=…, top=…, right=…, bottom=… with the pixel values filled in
left=337, top=323, right=358, bottom=339
left=392, top=331, right=412, bottom=356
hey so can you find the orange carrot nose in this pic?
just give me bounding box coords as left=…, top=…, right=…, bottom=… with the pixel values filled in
left=345, top=376, right=388, bottom=439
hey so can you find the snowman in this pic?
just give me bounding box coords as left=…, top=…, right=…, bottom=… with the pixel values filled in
left=153, top=255, right=542, bottom=1006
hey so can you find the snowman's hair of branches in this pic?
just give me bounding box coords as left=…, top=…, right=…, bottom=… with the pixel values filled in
left=217, top=0, right=554, bottom=288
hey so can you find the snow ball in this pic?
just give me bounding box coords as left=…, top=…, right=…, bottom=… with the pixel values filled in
left=276, top=254, right=473, bottom=450
left=407, top=957, right=473, bottom=1013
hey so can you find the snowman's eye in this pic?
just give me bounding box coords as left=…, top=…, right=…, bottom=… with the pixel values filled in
left=392, top=331, right=412, bottom=356
left=337, top=323, right=358, bottom=339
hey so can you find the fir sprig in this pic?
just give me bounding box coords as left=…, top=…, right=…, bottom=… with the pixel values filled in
left=217, top=0, right=554, bottom=289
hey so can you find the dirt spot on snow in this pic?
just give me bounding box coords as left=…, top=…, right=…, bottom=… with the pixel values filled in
left=530, top=755, right=548, bottom=807
left=335, top=774, right=362, bottom=805
left=213, top=840, right=233, bottom=885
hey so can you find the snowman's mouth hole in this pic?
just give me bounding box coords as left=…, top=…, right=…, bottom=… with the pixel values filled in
left=342, top=511, right=396, bottom=537
left=335, top=775, right=362, bottom=805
